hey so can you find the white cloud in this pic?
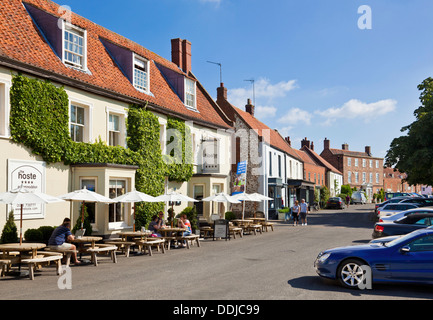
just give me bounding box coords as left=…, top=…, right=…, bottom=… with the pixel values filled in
left=227, top=78, right=298, bottom=121
left=254, top=105, right=277, bottom=119
left=315, top=98, right=397, bottom=125
left=277, top=107, right=312, bottom=126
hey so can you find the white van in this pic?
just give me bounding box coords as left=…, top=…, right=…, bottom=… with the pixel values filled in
left=351, top=191, right=367, bottom=204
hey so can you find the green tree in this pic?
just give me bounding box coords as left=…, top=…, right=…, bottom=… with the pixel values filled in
left=386, top=77, right=433, bottom=185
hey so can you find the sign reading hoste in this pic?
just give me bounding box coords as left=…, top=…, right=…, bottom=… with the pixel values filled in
left=8, top=159, right=46, bottom=219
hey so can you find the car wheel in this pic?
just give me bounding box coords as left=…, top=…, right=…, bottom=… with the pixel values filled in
left=337, top=259, right=367, bottom=289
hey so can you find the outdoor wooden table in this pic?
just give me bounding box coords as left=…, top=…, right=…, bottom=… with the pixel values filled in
left=158, top=227, right=187, bottom=250
left=232, top=219, right=253, bottom=227
left=0, top=243, right=46, bottom=277
left=248, top=217, right=265, bottom=223
left=0, top=243, right=46, bottom=259
left=71, top=236, right=102, bottom=249
left=119, top=231, right=152, bottom=241
left=158, top=227, right=187, bottom=237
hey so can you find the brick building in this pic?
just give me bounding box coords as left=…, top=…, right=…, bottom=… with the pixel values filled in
left=383, top=167, right=424, bottom=194
left=320, top=138, right=384, bottom=201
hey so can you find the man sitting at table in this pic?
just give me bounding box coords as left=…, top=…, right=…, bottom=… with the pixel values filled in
left=48, top=218, right=80, bottom=264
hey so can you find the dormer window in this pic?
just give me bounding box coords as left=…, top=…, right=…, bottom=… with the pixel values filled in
left=133, top=55, right=149, bottom=93
left=63, top=23, right=87, bottom=71
left=185, top=78, right=196, bottom=110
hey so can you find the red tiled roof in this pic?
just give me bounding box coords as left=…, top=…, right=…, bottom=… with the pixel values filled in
left=301, top=146, right=342, bottom=175
left=0, top=0, right=232, bottom=129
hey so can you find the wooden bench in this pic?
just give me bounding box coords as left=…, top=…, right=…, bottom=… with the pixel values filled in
left=229, top=227, right=243, bottom=239
left=0, top=256, right=20, bottom=277
left=44, top=247, right=77, bottom=267
left=246, top=224, right=263, bottom=235
left=21, top=252, right=63, bottom=280
left=179, top=234, right=200, bottom=249
left=261, top=221, right=274, bottom=232
left=104, top=240, right=136, bottom=258
left=85, top=245, right=117, bottom=266
left=136, top=239, right=166, bottom=256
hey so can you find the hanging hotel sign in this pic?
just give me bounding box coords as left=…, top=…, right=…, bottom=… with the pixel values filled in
left=7, top=159, right=46, bottom=220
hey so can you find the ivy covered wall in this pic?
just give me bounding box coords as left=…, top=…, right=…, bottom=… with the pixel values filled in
left=9, top=74, right=193, bottom=230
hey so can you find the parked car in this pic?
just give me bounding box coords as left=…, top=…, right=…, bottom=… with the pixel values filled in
left=377, top=203, right=420, bottom=219
left=326, top=197, right=345, bottom=209
left=399, top=197, right=433, bottom=207
left=379, top=208, right=433, bottom=223
left=372, top=213, right=433, bottom=238
left=385, top=192, right=412, bottom=201
left=315, top=228, right=433, bottom=289
left=351, top=191, right=367, bottom=204
left=374, top=196, right=412, bottom=214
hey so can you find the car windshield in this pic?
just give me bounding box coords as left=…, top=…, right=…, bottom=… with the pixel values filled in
left=385, top=232, right=421, bottom=247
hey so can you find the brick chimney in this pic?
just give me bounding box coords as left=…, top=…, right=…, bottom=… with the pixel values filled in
left=171, top=38, right=192, bottom=74
left=245, top=99, right=255, bottom=116
left=301, top=137, right=310, bottom=149
left=365, top=146, right=371, bottom=156
left=285, top=136, right=291, bottom=146
left=217, top=82, right=227, bottom=103
left=324, top=138, right=330, bottom=150
left=342, top=143, right=349, bottom=150
left=311, top=141, right=314, bottom=151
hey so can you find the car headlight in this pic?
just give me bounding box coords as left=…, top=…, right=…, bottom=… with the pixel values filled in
left=317, top=252, right=331, bottom=263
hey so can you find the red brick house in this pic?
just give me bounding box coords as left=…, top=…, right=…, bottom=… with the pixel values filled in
left=320, top=138, right=384, bottom=201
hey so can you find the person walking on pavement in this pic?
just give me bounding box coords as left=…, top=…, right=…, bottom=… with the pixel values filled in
left=291, top=200, right=300, bottom=226
left=299, top=199, right=309, bottom=226
left=345, top=195, right=351, bottom=208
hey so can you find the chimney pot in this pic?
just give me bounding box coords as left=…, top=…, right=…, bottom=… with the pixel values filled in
left=245, top=99, right=255, bottom=116
left=285, top=136, right=291, bottom=146
left=301, top=137, right=310, bottom=149
left=324, top=138, right=330, bottom=150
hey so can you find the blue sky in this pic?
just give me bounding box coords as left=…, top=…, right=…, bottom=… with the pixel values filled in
left=61, top=0, right=433, bottom=159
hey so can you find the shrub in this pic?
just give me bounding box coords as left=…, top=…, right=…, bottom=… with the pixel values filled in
left=24, top=228, right=43, bottom=242
left=225, top=211, right=236, bottom=221
left=0, top=211, right=18, bottom=244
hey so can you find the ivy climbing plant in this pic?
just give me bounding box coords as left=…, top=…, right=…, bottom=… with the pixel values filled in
left=9, top=74, right=193, bottom=230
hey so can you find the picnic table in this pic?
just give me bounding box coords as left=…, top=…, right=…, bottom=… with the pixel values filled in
left=0, top=243, right=63, bottom=280
left=71, top=236, right=117, bottom=266
left=158, top=227, right=187, bottom=250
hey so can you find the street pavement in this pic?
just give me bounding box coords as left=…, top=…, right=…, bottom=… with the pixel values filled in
left=1, top=203, right=433, bottom=303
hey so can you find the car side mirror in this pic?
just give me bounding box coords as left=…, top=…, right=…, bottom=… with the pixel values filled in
left=400, top=246, right=410, bottom=254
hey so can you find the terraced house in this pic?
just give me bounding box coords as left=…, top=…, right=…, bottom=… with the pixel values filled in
left=0, top=0, right=234, bottom=236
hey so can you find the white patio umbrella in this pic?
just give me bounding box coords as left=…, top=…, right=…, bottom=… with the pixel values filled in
left=202, top=193, right=240, bottom=219
left=58, top=187, right=116, bottom=232
left=0, top=185, right=65, bottom=244
left=248, top=193, right=273, bottom=217
left=232, top=193, right=261, bottom=220
left=112, top=189, right=158, bottom=231
left=154, top=191, right=198, bottom=227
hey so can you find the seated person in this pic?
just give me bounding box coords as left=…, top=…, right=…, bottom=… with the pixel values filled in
left=177, top=214, right=192, bottom=237
left=148, top=215, right=162, bottom=237
left=157, top=211, right=166, bottom=228
left=48, top=218, right=80, bottom=264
